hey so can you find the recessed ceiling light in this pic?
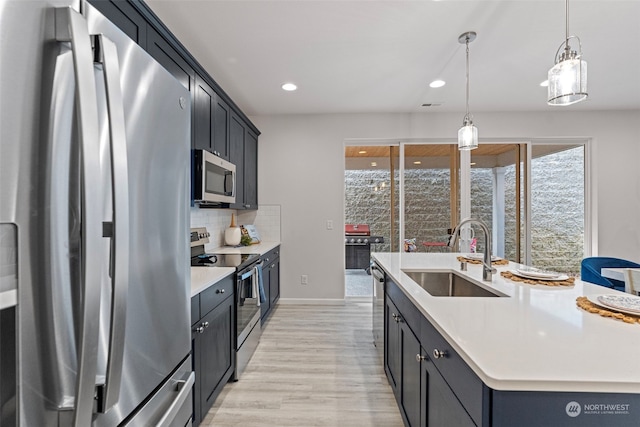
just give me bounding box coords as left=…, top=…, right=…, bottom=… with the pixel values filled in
left=540, top=80, right=549, bottom=87
left=413, top=161, right=422, bottom=165
left=429, top=80, right=446, bottom=88
left=359, top=150, right=367, bottom=154
left=371, top=162, right=377, bottom=167
left=282, top=83, right=297, bottom=91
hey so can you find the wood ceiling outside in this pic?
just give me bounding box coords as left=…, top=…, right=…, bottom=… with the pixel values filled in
left=345, top=144, right=517, bottom=158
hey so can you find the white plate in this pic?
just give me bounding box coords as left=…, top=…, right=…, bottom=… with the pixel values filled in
left=464, top=253, right=500, bottom=261
left=511, top=270, right=569, bottom=282
left=515, top=268, right=561, bottom=279
left=597, top=294, right=640, bottom=314
left=586, top=295, right=640, bottom=317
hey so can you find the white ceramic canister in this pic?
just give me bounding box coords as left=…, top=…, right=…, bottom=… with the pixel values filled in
left=224, top=213, right=241, bottom=246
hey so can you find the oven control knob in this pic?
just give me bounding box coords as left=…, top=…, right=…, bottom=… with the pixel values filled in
left=363, top=238, right=369, bottom=244
left=345, top=238, right=348, bottom=243
left=357, top=238, right=362, bottom=243
left=350, top=238, right=356, bottom=243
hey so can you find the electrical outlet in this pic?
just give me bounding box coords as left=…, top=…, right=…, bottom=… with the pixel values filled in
left=326, top=220, right=333, bottom=230
left=301, top=275, right=308, bottom=285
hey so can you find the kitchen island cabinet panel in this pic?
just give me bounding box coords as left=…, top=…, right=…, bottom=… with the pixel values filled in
left=421, top=348, right=476, bottom=427
left=491, top=390, right=640, bottom=427
left=400, top=317, right=421, bottom=427
left=385, top=278, right=484, bottom=427
left=385, top=296, right=400, bottom=395
left=419, top=311, right=484, bottom=426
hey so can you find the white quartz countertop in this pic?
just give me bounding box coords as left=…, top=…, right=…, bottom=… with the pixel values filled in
left=372, top=252, right=640, bottom=394
left=190, top=242, right=281, bottom=297
left=211, top=241, right=280, bottom=255
left=191, top=267, right=235, bottom=297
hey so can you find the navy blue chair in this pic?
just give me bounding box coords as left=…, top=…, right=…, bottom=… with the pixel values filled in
left=580, top=257, right=640, bottom=292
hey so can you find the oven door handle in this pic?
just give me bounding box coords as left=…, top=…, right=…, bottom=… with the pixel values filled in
left=240, top=269, right=254, bottom=281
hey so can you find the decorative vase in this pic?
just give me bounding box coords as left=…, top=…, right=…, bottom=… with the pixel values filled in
left=224, top=213, right=241, bottom=246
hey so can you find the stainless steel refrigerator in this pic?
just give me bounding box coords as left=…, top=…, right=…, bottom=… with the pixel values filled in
left=0, top=1, right=193, bottom=425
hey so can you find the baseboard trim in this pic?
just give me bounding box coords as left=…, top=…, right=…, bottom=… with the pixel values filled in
left=278, top=298, right=346, bottom=305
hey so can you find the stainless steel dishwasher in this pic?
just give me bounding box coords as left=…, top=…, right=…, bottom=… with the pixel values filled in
left=371, top=262, right=385, bottom=362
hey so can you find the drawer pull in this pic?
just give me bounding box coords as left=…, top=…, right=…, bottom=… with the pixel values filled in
left=433, top=349, right=447, bottom=359
left=216, top=289, right=225, bottom=294
left=416, top=354, right=426, bottom=362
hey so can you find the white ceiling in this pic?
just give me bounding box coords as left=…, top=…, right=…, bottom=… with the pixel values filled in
left=145, top=0, right=640, bottom=116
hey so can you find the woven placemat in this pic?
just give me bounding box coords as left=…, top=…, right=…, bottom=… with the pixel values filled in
left=457, top=256, right=509, bottom=266
left=576, top=296, right=640, bottom=324
left=500, top=270, right=575, bottom=287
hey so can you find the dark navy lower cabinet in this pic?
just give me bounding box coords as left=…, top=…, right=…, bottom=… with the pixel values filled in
left=420, top=348, right=475, bottom=427
left=385, top=276, right=640, bottom=427
left=386, top=285, right=478, bottom=427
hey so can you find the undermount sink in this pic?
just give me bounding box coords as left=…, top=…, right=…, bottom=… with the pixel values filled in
left=403, top=271, right=506, bottom=297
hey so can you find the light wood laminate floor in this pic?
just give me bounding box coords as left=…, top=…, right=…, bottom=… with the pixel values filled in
left=202, top=302, right=404, bottom=426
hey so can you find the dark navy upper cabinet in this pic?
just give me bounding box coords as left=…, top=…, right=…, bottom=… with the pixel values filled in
left=88, top=0, right=147, bottom=47
left=243, top=130, right=258, bottom=209
left=194, top=75, right=230, bottom=159
left=146, top=27, right=195, bottom=93
left=89, top=0, right=260, bottom=209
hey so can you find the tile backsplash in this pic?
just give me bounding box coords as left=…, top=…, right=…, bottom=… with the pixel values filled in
left=190, top=205, right=281, bottom=251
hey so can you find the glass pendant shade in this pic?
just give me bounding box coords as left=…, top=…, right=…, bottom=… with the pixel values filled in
left=458, top=123, right=478, bottom=150
left=547, top=57, right=587, bottom=106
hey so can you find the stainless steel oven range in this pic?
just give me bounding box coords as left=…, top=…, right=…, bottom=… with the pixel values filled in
left=190, top=227, right=262, bottom=380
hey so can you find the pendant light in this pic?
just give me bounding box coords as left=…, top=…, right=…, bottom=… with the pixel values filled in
left=458, top=31, right=478, bottom=150
left=547, top=0, right=587, bottom=106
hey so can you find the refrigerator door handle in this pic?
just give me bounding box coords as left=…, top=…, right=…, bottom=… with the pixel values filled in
left=55, top=7, right=103, bottom=427
left=155, top=372, right=196, bottom=427
left=93, top=34, right=130, bottom=414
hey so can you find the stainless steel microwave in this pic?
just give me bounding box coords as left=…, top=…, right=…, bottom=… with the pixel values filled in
left=193, top=149, right=236, bottom=204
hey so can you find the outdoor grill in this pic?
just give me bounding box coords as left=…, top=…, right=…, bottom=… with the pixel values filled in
left=345, top=224, right=384, bottom=271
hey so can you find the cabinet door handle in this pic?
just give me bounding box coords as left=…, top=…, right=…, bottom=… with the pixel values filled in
left=216, top=288, right=225, bottom=294
left=271, top=264, right=275, bottom=268
left=416, top=354, right=426, bottom=362
left=195, top=321, right=210, bottom=334
left=433, top=349, right=447, bottom=359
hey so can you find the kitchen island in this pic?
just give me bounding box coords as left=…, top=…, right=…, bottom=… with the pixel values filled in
left=372, top=252, right=640, bottom=427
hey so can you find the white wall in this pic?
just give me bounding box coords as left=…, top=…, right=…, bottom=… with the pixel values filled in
left=251, top=110, right=640, bottom=301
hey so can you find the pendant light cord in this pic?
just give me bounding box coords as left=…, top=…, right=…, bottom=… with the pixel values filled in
left=465, top=37, right=470, bottom=120
left=564, top=0, right=571, bottom=54
left=565, top=0, right=569, bottom=44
